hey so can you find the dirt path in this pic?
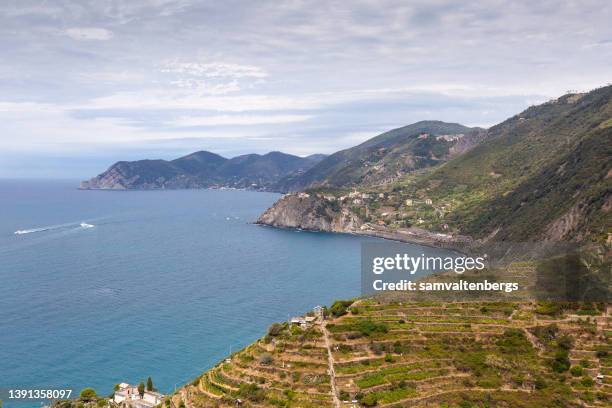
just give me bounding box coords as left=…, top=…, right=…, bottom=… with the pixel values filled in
left=322, top=321, right=341, bottom=408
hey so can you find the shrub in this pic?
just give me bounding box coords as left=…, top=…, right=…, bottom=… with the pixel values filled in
left=384, top=354, right=395, bottom=363
left=357, top=320, right=388, bottom=337
left=557, top=335, right=574, bottom=350
left=581, top=377, right=595, bottom=387
left=531, top=324, right=559, bottom=343
left=552, top=350, right=570, bottom=372
left=360, top=393, right=378, bottom=406
left=283, top=389, right=295, bottom=400
left=570, top=365, right=583, bottom=377
left=339, top=390, right=350, bottom=401
left=238, top=383, right=265, bottom=402
left=497, top=328, right=531, bottom=353
left=79, top=388, right=97, bottom=402
left=268, top=323, right=284, bottom=337
left=330, top=300, right=353, bottom=317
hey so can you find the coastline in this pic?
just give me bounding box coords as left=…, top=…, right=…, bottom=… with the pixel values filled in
left=254, top=220, right=473, bottom=253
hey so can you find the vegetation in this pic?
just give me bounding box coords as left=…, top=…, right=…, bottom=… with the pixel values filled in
left=275, top=121, right=481, bottom=191
left=175, top=298, right=609, bottom=407
left=330, top=299, right=354, bottom=317
left=268, top=86, right=612, bottom=246
left=79, top=388, right=97, bottom=402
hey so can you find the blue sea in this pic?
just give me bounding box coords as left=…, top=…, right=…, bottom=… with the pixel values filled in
left=0, top=179, right=449, bottom=405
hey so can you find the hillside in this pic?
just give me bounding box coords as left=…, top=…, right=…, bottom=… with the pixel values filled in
left=273, top=121, right=486, bottom=192
left=171, top=286, right=611, bottom=407
left=259, top=86, right=612, bottom=244
left=80, top=151, right=325, bottom=190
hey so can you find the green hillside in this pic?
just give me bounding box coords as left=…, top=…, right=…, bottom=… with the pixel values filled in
left=390, top=86, right=612, bottom=242
left=274, top=121, right=485, bottom=192
left=168, top=291, right=611, bottom=407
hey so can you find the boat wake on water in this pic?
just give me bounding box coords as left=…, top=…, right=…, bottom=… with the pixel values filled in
left=14, top=221, right=95, bottom=235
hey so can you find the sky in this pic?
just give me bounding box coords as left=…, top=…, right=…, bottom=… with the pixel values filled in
left=1, top=0, right=611, bottom=178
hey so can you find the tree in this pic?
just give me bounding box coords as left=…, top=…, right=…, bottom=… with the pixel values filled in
left=267, top=323, right=283, bottom=337
left=147, top=376, right=154, bottom=391
left=79, top=388, right=97, bottom=402
left=330, top=300, right=353, bottom=317
left=361, top=393, right=378, bottom=407
left=138, top=382, right=145, bottom=398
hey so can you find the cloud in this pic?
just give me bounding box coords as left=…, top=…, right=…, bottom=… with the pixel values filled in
left=64, top=27, right=114, bottom=41
left=162, top=61, right=268, bottom=94
left=172, top=114, right=312, bottom=127
left=162, top=61, right=267, bottom=79
left=1, top=0, right=611, bottom=177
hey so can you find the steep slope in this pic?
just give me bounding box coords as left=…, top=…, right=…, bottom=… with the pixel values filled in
left=80, top=150, right=325, bottom=190
left=402, top=86, right=612, bottom=242
left=170, top=295, right=610, bottom=408
left=259, top=86, right=612, bottom=244
left=273, top=121, right=485, bottom=192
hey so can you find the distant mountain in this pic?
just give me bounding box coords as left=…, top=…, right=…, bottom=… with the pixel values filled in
left=273, top=121, right=486, bottom=192
left=80, top=151, right=325, bottom=190
left=259, top=86, right=612, bottom=244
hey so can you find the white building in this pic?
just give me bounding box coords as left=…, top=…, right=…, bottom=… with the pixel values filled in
left=113, top=383, right=164, bottom=408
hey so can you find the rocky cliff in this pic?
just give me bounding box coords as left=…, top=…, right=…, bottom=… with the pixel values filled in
left=256, top=193, right=474, bottom=249
left=257, top=193, right=363, bottom=232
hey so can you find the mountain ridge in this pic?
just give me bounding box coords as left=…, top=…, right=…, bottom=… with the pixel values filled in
left=273, top=120, right=486, bottom=192
left=80, top=150, right=326, bottom=191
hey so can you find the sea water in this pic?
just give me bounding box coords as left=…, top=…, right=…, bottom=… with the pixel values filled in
left=0, top=179, right=451, bottom=404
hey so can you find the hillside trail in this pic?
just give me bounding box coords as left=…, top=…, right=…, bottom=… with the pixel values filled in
left=322, top=321, right=341, bottom=408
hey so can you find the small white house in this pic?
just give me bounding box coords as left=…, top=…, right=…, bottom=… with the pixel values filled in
left=113, top=383, right=164, bottom=408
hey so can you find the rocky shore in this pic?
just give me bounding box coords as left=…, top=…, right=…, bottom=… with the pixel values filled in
left=256, top=193, right=473, bottom=250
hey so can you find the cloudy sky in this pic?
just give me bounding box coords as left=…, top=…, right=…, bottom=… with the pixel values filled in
left=1, top=0, right=611, bottom=177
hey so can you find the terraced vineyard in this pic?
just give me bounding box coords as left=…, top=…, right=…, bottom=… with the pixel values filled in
left=173, top=300, right=610, bottom=407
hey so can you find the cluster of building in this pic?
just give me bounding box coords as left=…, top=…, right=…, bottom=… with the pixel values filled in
left=289, top=305, right=323, bottom=328
left=113, top=383, right=164, bottom=408
left=295, top=188, right=456, bottom=231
